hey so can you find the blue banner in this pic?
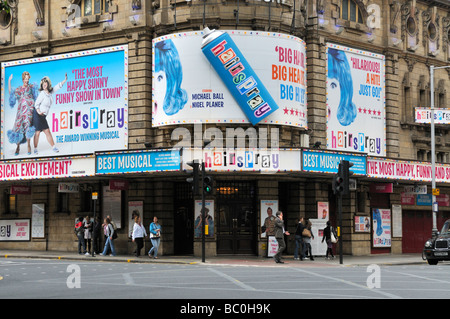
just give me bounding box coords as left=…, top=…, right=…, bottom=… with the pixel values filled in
left=302, top=150, right=366, bottom=175
left=96, top=150, right=180, bottom=174
left=416, top=194, right=432, bottom=206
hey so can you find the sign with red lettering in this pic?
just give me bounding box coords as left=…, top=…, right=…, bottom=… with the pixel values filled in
left=0, top=156, right=95, bottom=181
left=0, top=219, right=30, bottom=241
left=367, top=157, right=450, bottom=183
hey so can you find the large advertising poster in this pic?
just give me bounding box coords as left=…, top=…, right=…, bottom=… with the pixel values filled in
left=0, top=219, right=30, bottom=241
left=372, top=208, right=391, bottom=248
left=194, top=200, right=214, bottom=238
left=1, top=45, right=128, bottom=159
left=152, top=31, right=307, bottom=128
left=260, top=200, right=278, bottom=238
left=326, top=43, right=385, bottom=156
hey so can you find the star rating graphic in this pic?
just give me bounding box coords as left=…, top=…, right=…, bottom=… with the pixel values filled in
left=358, top=107, right=381, bottom=116
left=283, top=107, right=305, bottom=118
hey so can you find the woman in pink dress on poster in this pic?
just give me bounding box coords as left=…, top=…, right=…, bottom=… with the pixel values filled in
left=7, top=72, right=39, bottom=156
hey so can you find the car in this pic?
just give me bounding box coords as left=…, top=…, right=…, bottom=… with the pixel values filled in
left=423, top=219, right=450, bottom=265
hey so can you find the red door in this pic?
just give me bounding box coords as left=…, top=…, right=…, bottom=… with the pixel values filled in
left=402, top=210, right=433, bottom=253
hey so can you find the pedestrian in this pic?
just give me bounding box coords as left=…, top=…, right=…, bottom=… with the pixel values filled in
left=303, top=218, right=314, bottom=260
left=100, top=217, right=116, bottom=256
left=132, top=216, right=147, bottom=257
left=273, top=211, right=290, bottom=264
left=148, top=216, right=161, bottom=259
left=107, top=215, right=117, bottom=232
left=74, top=217, right=86, bottom=255
left=294, top=217, right=305, bottom=261
left=92, top=216, right=102, bottom=255
left=83, top=215, right=92, bottom=256
left=102, top=215, right=118, bottom=255
left=322, top=221, right=335, bottom=259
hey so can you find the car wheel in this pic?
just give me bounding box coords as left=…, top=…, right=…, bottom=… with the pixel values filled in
left=427, top=259, right=439, bottom=265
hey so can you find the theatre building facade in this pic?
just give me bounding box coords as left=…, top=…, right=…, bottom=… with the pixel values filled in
left=0, top=0, right=449, bottom=257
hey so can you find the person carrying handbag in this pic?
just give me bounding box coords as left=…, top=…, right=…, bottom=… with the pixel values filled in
left=294, top=217, right=306, bottom=261
left=148, top=216, right=161, bottom=259
left=302, top=219, right=314, bottom=260
left=322, top=221, right=335, bottom=259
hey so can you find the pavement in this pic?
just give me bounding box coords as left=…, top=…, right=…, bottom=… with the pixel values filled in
left=0, top=249, right=427, bottom=267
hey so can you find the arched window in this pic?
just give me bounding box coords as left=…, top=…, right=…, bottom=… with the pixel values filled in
left=341, top=0, right=363, bottom=24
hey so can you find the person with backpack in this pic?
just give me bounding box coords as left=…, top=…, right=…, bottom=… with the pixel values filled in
left=100, top=217, right=116, bottom=256
left=74, top=217, right=86, bottom=255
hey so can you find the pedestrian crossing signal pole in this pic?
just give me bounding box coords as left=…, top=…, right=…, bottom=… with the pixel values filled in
left=201, top=162, right=206, bottom=263
left=91, top=192, right=98, bottom=258
left=333, top=160, right=353, bottom=265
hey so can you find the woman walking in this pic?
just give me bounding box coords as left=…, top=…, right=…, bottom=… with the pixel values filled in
left=148, top=216, right=161, bottom=259
left=322, top=221, right=336, bottom=259
left=100, top=217, right=116, bottom=256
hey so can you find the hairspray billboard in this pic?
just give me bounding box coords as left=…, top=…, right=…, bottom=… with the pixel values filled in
left=1, top=45, right=128, bottom=159
left=152, top=30, right=307, bottom=128
left=326, top=43, right=385, bottom=157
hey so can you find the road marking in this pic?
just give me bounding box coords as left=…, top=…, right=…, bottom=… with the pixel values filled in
left=122, top=273, right=135, bottom=285
left=207, top=268, right=255, bottom=291
left=291, top=267, right=403, bottom=299
left=385, top=269, right=450, bottom=284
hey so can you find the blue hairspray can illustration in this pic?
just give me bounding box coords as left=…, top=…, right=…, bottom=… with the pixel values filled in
left=201, top=28, right=279, bottom=125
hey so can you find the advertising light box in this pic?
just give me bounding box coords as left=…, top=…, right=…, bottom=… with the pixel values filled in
left=152, top=30, right=307, bottom=128
left=326, top=43, right=386, bottom=157
left=1, top=45, right=128, bottom=160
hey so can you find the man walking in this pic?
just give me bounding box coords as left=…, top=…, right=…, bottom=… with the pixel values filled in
left=273, top=211, right=290, bottom=264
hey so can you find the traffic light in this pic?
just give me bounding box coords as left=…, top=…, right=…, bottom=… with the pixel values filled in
left=186, top=161, right=200, bottom=195
left=203, top=176, right=213, bottom=194
left=342, top=160, right=354, bottom=195
left=333, top=162, right=345, bottom=195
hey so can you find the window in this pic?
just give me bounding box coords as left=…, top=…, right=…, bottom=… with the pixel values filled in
left=4, top=193, right=17, bottom=214
left=82, top=0, right=109, bottom=16
left=57, top=192, right=70, bottom=213
left=419, top=89, right=427, bottom=107
left=438, top=91, right=446, bottom=108
left=340, top=0, right=363, bottom=24
left=403, top=86, right=411, bottom=122
left=80, top=190, right=93, bottom=212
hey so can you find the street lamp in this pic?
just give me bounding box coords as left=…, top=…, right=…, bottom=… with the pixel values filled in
left=430, top=64, right=450, bottom=238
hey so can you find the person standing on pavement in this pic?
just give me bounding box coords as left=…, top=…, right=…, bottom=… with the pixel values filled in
left=92, top=216, right=102, bottom=255
left=303, top=218, right=314, bottom=260
left=75, top=217, right=86, bottom=255
left=83, top=215, right=92, bottom=256
left=100, top=217, right=116, bottom=256
left=294, top=217, right=305, bottom=261
left=148, top=216, right=161, bottom=259
left=273, top=211, right=290, bottom=264
left=132, top=216, right=147, bottom=257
